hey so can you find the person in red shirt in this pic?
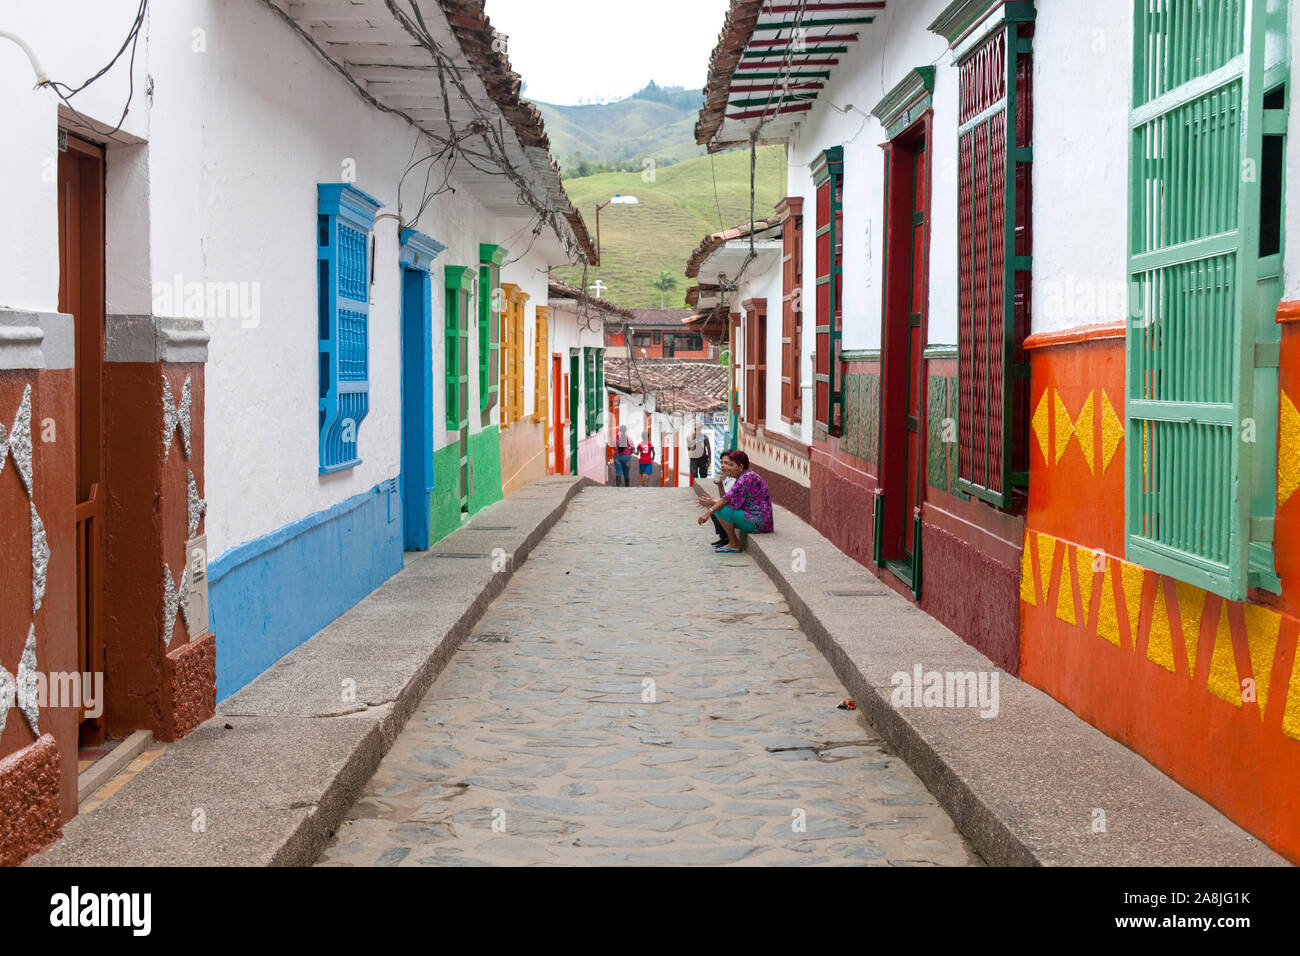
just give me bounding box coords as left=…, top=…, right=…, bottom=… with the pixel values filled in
left=635, top=436, right=655, bottom=487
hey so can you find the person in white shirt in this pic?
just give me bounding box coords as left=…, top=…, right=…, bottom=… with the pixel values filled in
left=700, top=448, right=736, bottom=547
left=687, top=425, right=710, bottom=480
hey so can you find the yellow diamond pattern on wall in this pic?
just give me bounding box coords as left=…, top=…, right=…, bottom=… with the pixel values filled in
left=1019, top=530, right=1300, bottom=745
left=1053, top=390, right=1074, bottom=465
left=1031, top=389, right=1050, bottom=464
left=1284, top=654, right=1300, bottom=742
left=1175, top=581, right=1206, bottom=677
left=1243, top=604, right=1281, bottom=720
left=1208, top=605, right=1243, bottom=709
left=1020, top=532, right=1037, bottom=606
left=1075, top=392, right=1095, bottom=474
left=1077, top=548, right=1097, bottom=626
left=1101, top=391, right=1124, bottom=473
left=1097, top=560, right=1121, bottom=646
left=1120, top=562, right=1146, bottom=652
left=1033, top=387, right=1123, bottom=474
left=1055, top=548, right=1077, bottom=626
left=1279, top=391, right=1300, bottom=507
left=1037, top=534, right=1056, bottom=608
left=1147, top=582, right=1176, bottom=673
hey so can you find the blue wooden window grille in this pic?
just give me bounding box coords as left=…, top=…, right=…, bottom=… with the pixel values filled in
left=319, top=183, right=383, bottom=473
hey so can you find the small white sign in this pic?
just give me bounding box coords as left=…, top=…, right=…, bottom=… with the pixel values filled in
left=186, top=534, right=211, bottom=639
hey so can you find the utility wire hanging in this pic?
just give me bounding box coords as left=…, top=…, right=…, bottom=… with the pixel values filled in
left=5, top=0, right=149, bottom=139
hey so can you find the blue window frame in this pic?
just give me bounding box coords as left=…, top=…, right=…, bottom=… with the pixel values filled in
left=318, top=183, right=382, bottom=473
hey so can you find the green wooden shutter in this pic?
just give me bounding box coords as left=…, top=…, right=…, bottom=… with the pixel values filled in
left=444, top=266, right=474, bottom=429
left=1125, top=0, right=1274, bottom=600
left=478, top=244, right=506, bottom=414
left=583, top=347, right=596, bottom=436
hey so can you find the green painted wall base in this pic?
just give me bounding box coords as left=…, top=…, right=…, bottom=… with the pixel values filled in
left=430, top=427, right=504, bottom=544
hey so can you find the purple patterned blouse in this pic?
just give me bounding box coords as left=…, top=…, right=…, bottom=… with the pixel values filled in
left=726, top=469, right=774, bottom=532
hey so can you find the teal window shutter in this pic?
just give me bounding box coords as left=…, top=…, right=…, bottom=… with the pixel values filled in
left=1125, top=0, right=1285, bottom=599
left=318, top=183, right=382, bottom=473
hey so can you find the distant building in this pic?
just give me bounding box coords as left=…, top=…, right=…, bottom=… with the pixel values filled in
left=605, top=358, right=728, bottom=484
left=606, top=309, right=715, bottom=361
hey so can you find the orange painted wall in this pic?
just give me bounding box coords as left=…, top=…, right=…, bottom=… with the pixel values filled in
left=1021, top=323, right=1300, bottom=863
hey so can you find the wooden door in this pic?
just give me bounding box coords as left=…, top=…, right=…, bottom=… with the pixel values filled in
left=551, top=354, right=564, bottom=475
left=879, top=120, right=931, bottom=594
left=58, top=134, right=106, bottom=745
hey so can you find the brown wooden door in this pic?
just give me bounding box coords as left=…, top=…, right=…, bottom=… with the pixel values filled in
left=58, top=134, right=106, bottom=746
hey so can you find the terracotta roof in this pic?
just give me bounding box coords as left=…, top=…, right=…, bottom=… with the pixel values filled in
left=605, top=357, right=728, bottom=413
left=694, top=0, right=766, bottom=150
left=547, top=278, right=636, bottom=320
left=438, top=1, right=598, bottom=264
left=685, top=216, right=782, bottom=278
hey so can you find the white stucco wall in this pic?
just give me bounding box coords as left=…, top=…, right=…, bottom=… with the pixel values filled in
left=2, top=0, right=579, bottom=560
left=785, top=0, right=953, bottom=362
left=0, top=0, right=150, bottom=313
left=1031, top=0, right=1132, bottom=333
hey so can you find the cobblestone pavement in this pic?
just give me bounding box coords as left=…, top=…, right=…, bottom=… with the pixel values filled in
left=315, top=487, right=982, bottom=867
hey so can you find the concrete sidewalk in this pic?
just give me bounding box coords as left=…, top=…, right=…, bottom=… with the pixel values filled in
left=29, top=476, right=591, bottom=867
left=715, top=489, right=1288, bottom=866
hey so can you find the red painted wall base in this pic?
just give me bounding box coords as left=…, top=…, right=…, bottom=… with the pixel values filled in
left=159, top=633, right=217, bottom=743
left=0, top=734, right=62, bottom=866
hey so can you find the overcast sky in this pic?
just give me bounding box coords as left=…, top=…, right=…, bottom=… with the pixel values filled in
left=485, top=0, right=732, bottom=105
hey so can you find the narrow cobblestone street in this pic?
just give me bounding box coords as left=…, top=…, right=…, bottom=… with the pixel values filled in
left=315, top=487, right=981, bottom=867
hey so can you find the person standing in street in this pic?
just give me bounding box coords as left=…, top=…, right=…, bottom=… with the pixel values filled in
left=687, top=425, right=711, bottom=481
left=610, top=425, right=635, bottom=487
left=636, top=433, right=656, bottom=487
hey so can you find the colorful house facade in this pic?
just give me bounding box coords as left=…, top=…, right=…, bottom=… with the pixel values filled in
left=606, top=309, right=716, bottom=361
left=0, top=0, right=592, bottom=863
left=545, top=281, right=617, bottom=483
left=695, top=0, right=1300, bottom=861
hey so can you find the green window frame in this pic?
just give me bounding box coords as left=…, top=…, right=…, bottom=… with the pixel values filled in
left=811, top=146, right=844, bottom=438
left=478, top=243, right=506, bottom=417
left=444, top=266, right=474, bottom=430
left=1125, top=0, right=1289, bottom=600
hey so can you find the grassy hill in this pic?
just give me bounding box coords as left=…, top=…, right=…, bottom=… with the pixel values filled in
left=555, top=145, right=788, bottom=309
left=534, top=83, right=706, bottom=172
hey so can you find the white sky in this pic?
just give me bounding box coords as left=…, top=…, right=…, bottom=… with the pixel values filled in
left=484, top=0, right=732, bottom=105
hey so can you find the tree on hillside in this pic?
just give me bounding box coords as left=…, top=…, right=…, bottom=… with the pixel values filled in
left=651, top=271, right=678, bottom=308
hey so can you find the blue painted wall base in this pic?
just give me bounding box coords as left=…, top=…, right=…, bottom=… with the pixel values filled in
left=208, top=482, right=404, bottom=700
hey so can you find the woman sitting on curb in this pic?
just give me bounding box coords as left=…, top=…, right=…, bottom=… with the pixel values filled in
left=696, top=450, right=774, bottom=552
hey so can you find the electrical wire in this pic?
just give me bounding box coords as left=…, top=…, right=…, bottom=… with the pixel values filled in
left=36, top=0, right=148, bottom=139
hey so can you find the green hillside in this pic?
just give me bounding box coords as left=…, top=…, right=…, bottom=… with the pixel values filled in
left=555, top=145, right=788, bottom=310
left=535, top=82, right=706, bottom=172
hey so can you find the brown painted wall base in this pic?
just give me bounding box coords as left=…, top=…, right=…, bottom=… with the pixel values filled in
left=159, top=633, right=216, bottom=742
left=0, top=734, right=62, bottom=866
left=920, top=520, right=1020, bottom=675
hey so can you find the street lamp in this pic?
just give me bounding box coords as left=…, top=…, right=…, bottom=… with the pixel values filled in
left=594, top=194, right=639, bottom=264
